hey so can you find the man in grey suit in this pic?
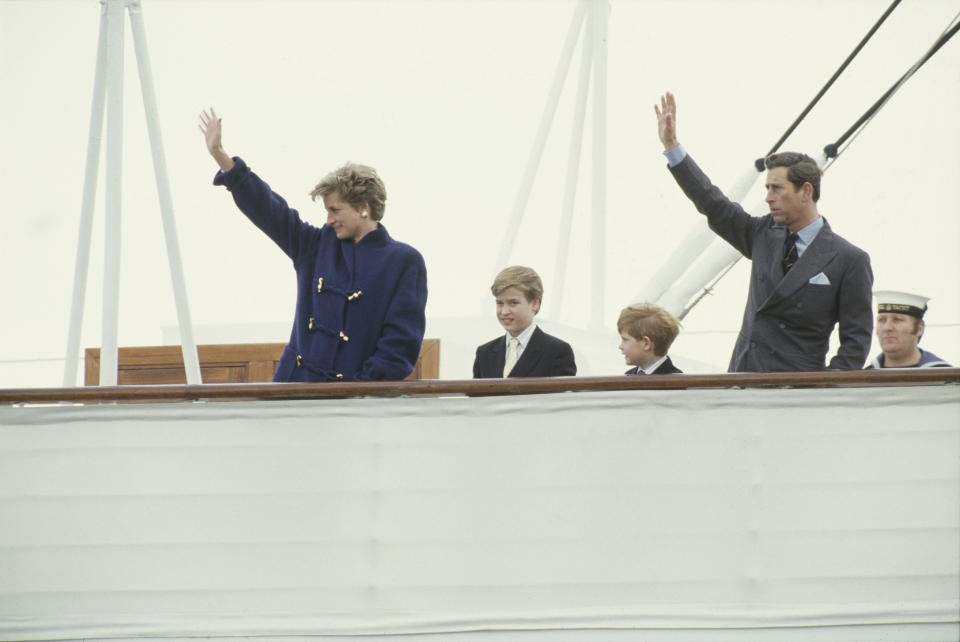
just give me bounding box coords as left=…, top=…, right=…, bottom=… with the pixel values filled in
left=654, top=92, right=873, bottom=372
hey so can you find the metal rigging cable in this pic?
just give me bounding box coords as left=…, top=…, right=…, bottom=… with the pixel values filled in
left=753, top=0, right=902, bottom=172
left=822, top=10, right=960, bottom=169
left=682, top=9, right=960, bottom=320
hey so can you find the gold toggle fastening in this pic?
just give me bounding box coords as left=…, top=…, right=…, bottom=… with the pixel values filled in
left=336, top=373, right=344, bottom=380
left=339, top=331, right=349, bottom=342
left=308, top=317, right=315, bottom=330
left=316, top=277, right=324, bottom=293
left=296, top=355, right=303, bottom=367
left=347, top=290, right=363, bottom=301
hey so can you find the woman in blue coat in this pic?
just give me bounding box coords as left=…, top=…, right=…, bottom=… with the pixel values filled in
left=199, top=109, right=427, bottom=382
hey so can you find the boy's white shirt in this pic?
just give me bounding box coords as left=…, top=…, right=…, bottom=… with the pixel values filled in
left=505, top=323, right=538, bottom=358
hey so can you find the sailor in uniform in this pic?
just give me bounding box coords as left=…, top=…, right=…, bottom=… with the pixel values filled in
left=866, top=290, right=951, bottom=368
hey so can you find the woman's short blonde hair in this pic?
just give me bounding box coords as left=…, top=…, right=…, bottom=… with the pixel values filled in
left=310, top=162, right=387, bottom=221
left=617, top=302, right=680, bottom=356
left=491, top=266, right=544, bottom=304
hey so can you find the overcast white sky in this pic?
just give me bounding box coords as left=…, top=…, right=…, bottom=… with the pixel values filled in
left=2, top=0, right=958, bottom=386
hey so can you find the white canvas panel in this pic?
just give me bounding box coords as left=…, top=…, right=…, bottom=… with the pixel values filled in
left=0, top=386, right=958, bottom=640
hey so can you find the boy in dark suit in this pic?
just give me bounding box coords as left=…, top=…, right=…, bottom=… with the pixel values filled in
left=618, top=303, right=683, bottom=375
left=473, top=266, right=577, bottom=378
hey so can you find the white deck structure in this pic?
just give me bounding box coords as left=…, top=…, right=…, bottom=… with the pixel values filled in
left=2, top=382, right=958, bottom=640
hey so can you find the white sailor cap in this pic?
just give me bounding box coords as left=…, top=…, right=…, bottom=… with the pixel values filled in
left=874, top=290, right=930, bottom=318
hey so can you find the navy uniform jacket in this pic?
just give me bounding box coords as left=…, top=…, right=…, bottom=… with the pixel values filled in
left=473, top=326, right=576, bottom=378
left=669, top=155, right=873, bottom=372
left=214, top=158, right=427, bottom=382
left=625, top=356, right=682, bottom=375
left=866, top=349, right=952, bottom=369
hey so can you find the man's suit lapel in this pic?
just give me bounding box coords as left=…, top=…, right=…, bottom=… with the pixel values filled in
left=761, top=221, right=837, bottom=311
left=509, top=326, right=544, bottom=377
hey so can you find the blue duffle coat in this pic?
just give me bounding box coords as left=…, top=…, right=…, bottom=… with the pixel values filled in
left=214, top=158, right=427, bottom=381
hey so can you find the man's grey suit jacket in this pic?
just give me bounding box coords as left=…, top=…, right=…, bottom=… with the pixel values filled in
left=669, top=154, right=873, bottom=372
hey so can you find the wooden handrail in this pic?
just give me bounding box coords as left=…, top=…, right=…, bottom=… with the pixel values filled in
left=1, top=368, right=958, bottom=405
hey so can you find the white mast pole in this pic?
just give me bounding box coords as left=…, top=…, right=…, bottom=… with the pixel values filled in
left=549, top=7, right=594, bottom=320
left=590, top=0, right=609, bottom=332
left=634, top=166, right=761, bottom=305
left=491, top=0, right=588, bottom=281
left=128, top=1, right=202, bottom=384
left=660, top=239, right=742, bottom=319
left=100, top=0, right=126, bottom=387
left=63, top=2, right=109, bottom=388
